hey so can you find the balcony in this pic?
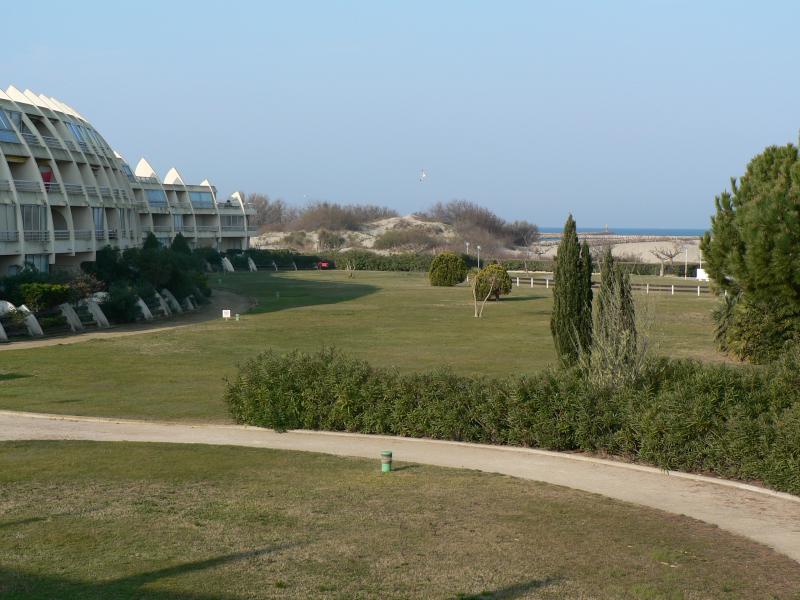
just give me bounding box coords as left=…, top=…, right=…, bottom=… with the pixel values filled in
left=222, top=225, right=245, bottom=231
left=41, top=135, right=64, bottom=150
left=53, top=229, right=71, bottom=241
left=136, top=176, right=159, bottom=184
left=21, top=132, right=42, bottom=147
left=107, top=229, right=118, bottom=240
left=85, top=186, right=99, bottom=198
left=73, top=229, right=93, bottom=240
left=14, top=179, right=43, bottom=193
left=63, top=183, right=85, bottom=196
left=99, top=186, right=113, bottom=200
left=153, top=226, right=172, bottom=233
left=0, top=230, right=19, bottom=242
left=24, top=230, right=49, bottom=242
left=0, top=179, right=11, bottom=191
left=94, top=230, right=105, bottom=241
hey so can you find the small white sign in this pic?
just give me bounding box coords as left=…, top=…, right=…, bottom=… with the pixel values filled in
left=222, top=309, right=231, bottom=320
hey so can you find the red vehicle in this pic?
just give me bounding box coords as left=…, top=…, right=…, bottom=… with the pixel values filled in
left=316, top=260, right=333, bottom=269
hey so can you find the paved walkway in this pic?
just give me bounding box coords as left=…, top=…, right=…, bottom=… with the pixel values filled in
left=2, top=411, right=799, bottom=562
left=0, top=290, right=253, bottom=351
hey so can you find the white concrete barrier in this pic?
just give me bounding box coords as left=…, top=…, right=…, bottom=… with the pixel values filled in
left=59, top=303, right=84, bottom=331
left=135, top=297, right=154, bottom=321
left=160, top=289, right=183, bottom=314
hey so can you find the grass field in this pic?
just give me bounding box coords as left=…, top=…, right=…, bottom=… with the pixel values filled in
left=0, top=270, right=725, bottom=422
left=1, top=440, right=797, bottom=600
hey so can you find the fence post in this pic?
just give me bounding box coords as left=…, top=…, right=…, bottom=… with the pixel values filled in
left=646, top=283, right=649, bottom=294
left=697, top=285, right=701, bottom=297
left=516, top=276, right=519, bottom=287
left=671, top=284, right=674, bottom=296
left=546, top=278, right=549, bottom=289
left=530, top=277, right=533, bottom=288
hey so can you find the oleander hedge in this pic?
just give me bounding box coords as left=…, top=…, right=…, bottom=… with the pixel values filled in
left=226, top=347, right=800, bottom=495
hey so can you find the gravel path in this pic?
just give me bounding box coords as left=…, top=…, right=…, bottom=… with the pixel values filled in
left=0, top=290, right=253, bottom=351
left=2, top=410, right=799, bottom=563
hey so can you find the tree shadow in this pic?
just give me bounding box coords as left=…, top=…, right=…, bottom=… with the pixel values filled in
left=0, top=544, right=295, bottom=599
left=215, top=272, right=379, bottom=316
left=498, top=295, right=543, bottom=303
left=0, top=372, right=31, bottom=382
left=455, top=577, right=560, bottom=599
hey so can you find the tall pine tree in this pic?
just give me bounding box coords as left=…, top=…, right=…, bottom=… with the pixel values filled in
left=550, top=215, right=593, bottom=365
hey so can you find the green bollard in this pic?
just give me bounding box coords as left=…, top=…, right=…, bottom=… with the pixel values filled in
left=381, top=450, right=392, bottom=473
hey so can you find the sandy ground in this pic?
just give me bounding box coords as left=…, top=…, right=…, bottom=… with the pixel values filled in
left=532, top=238, right=702, bottom=263
left=1, top=410, right=798, bottom=563
left=0, top=290, right=253, bottom=352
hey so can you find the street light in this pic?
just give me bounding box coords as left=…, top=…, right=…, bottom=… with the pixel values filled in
left=476, top=245, right=481, bottom=269
left=465, top=241, right=470, bottom=257
left=684, top=246, right=688, bottom=280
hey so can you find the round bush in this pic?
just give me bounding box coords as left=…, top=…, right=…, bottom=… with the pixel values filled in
left=429, top=252, right=468, bottom=286
left=474, top=263, right=512, bottom=300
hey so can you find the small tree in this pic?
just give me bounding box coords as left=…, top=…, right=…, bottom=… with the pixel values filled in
left=170, top=232, right=192, bottom=255
left=550, top=215, right=592, bottom=366
left=586, top=247, right=641, bottom=385
left=429, top=252, right=468, bottom=286
left=473, top=263, right=512, bottom=301
left=649, top=243, right=682, bottom=276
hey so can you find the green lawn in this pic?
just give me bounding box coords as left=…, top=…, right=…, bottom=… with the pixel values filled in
left=1, top=441, right=797, bottom=600
left=0, top=271, right=725, bottom=422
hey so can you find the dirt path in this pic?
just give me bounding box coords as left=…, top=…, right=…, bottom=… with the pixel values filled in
left=2, top=410, right=799, bottom=563
left=0, top=290, right=253, bottom=351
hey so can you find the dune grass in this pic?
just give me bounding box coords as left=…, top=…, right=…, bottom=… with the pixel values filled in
left=0, top=271, right=724, bottom=422
left=1, top=440, right=798, bottom=600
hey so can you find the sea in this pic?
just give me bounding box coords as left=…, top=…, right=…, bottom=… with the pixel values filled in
left=539, top=227, right=706, bottom=237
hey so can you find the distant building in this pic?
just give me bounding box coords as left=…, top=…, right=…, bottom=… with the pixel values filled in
left=0, top=85, right=255, bottom=275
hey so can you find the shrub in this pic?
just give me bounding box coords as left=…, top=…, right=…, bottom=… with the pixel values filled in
left=225, top=348, right=800, bottom=495
left=318, top=229, right=346, bottom=250
left=332, top=250, right=433, bottom=272
left=429, top=252, right=468, bottom=286
left=100, top=283, right=142, bottom=323
left=18, top=283, right=73, bottom=313
left=374, top=229, right=437, bottom=250
left=473, top=263, right=512, bottom=300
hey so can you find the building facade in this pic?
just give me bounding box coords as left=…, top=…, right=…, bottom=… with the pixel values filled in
left=0, top=85, right=255, bottom=275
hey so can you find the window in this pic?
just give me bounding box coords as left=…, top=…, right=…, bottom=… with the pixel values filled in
left=120, top=162, right=135, bottom=182
left=92, top=207, right=104, bottom=232
left=24, top=254, right=49, bottom=273
left=21, top=204, right=47, bottom=231
left=146, top=189, right=167, bottom=207
left=0, top=204, right=17, bottom=237
left=220, top=215, right=244, bottom=228
left=189, top=191, right=214, bottom=208
left=173, top=214, right=183, bottom=230
left=0, top=109, right=20, bottom=143
left=66, top=121, right=84, bottom=143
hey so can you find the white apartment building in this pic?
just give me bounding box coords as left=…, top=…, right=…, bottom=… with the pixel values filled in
left=0, top=86, right=255, bottom=275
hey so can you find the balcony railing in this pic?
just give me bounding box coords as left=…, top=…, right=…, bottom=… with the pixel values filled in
left=107, top=229, right=118, bottom=240
left=0, top=230, right=19, bottom=242
left=63, top=183, right=84, bottom=195
left=94, top=230, right=106, bottom=241
left=41, top=135, right=64, bottom=150
left=99, top=186, right=113, bottom=199
left=44, top=180, right=61, bottom=193
left=196, top=226, right=219, bottom=232
left=136, top=176, right=159, bottom=184
left=13, top=179, right=43, bottom=193
left=63, top=139, right=77, bottom=151
left=85, top=186, right=99, bottom=197
left=21, top=132, right=42, bottom=146
left=0, top=179, right=11, bottom=191
left=53, top=229, right=71, bottom=241
left=73, top=229, right=93, bottom=240
left=153, top=226, right=172, bottom=233
left=24, top=230, right=49, bottom=242
left=222, top=225, right=245, bottom=231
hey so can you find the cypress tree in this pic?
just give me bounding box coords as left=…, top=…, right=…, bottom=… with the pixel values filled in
left=594, top=248, right=638, bottom=379
left=550, top=214, right=583, bottom=365
left=578, top=240, right=594, bottom=353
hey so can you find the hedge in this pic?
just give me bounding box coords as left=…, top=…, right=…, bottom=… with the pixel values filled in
left=226, top=347, right=800, bottom=495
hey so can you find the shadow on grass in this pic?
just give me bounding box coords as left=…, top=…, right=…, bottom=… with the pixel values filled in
left=0, top=545, right=294, bottom=599
left=496, top=295, right=543, bottom=303
left=0, top=373, right=31, bottom=382
left=455, top=577, right=559, bottom=599
left=215, top=272, right=379, bottom=316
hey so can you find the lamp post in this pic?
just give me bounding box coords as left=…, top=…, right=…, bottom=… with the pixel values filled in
left=477, top=245, right=481, bottom=269
left=465, top=240, right=470, bottom=258
left=684, top=246, right=688, bottom=280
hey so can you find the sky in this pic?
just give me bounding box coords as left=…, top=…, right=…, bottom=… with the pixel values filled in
left=4, top=0, right=799, bottom=228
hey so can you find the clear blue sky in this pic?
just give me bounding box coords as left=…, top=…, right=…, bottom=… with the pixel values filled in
left=5, top=1, right=798, bottom=228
